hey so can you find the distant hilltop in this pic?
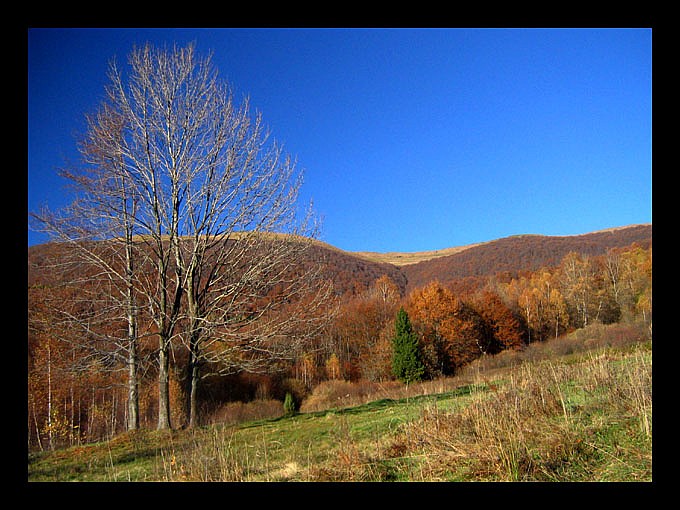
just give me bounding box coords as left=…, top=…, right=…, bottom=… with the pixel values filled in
left=351, top=223, right=651, bottom=268
left=387, top=223, right=651, bottom=292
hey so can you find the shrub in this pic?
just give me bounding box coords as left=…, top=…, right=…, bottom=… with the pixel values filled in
left=283, top=392, right=297, bottom=416
left=300, top=379, right=403, bottom=413
left=206, top=399, right=284, bottom=426
left=301, top=380, right=357, bottom=412
left=279, top=377, right=310, bottom=404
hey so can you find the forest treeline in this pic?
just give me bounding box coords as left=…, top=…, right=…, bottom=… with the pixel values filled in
left=27, top=232, right=651, bottom=452
left=303, top=239, right=651, bottom=385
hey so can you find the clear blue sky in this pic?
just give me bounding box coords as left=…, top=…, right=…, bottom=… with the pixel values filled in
left=28, top=28, right=652, bottom=252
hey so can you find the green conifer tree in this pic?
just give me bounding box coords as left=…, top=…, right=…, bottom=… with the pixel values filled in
left=283, top=392, right=297, bottom=416
left=392, top=307, right=425, bottom=384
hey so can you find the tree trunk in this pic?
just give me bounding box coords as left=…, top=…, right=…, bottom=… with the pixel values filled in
left=127, top=336, right=139, bottom=430
left=157, top=337, right=172, bottom=430
left=187, top=340, right=200, bottom=428
left=184, top=263, right=202, bottom=429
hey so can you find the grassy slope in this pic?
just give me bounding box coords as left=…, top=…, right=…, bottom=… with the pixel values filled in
left=28, top=337, right=651, bottom=482
left=352, top=243, right=484, bottom=267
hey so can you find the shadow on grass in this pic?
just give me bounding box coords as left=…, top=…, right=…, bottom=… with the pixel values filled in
left=339, top=383, right=482, bottom=413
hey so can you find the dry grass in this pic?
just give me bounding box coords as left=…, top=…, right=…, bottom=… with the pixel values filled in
left=300, top=380, right=400, bottom=413
left=159, top=340, right=650, bottom=481
left=204, top=399, right=285, bottom=426
left=460, top=321, right=649, bottom=376
left=299, top=377, right=476, bottom=414
left=353, top=243, right=484, bottom=267
left=29, top=323, right=652, bottom=482
left=388, top=345, right=652, bottom=481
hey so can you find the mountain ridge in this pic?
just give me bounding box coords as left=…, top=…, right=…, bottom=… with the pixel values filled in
left=349, top=223, right=651, bottom=267
left=28, top=223, right=652, bottom=297
left=398, top=223, right=651, bottom=292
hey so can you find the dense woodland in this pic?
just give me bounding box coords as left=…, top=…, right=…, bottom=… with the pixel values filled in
left=27, top=224, right=651, bottom=451
left=401, top=224, right=652, bottom=291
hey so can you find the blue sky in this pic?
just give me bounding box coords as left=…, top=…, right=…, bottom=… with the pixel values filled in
left=28, top=28, right=652, bottom=252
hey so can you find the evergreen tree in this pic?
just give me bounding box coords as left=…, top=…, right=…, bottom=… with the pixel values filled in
left=392, top=307, right=425, bottom=383
left=283, top=392, right=297, bottom=416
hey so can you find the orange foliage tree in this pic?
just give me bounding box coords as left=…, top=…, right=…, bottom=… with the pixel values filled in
left=323, top=275, right=402, bottom=381
left=471, top=289, right=526, bottom=351
left=406, top=281, right=491, bottom=377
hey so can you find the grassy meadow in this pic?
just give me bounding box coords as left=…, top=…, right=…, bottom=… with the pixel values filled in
left=28, top=324, right=652, bottom=482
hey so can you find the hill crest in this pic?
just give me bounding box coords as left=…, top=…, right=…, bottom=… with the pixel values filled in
left=397, top=223, right=651, bottom=292
left=350, top=223, right=651, bottom=268
left=29, top=223, right=651, bottom=297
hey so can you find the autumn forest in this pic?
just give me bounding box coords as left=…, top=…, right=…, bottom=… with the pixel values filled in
left=27, top=224, right=651, bottom=452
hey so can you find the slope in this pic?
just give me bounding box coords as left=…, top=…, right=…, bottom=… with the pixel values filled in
left=28, top=331, right=652, bottom=481
left=28, top=223, right=651, bottom=298
left=398, top=223, right=651, bottom=292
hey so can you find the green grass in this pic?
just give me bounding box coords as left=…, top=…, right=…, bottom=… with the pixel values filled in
left=27, top=340, right=651, bottom=482
left=27, top=384, right=483, bottom=482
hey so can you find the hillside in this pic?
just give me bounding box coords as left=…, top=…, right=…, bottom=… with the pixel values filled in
left=274, top=223, right=652, bottom=296
left=397, top=224, right=651, bottom=292
left=28, top=224, right=651, bottom=298
left=27, top=235, right=409, bottom=298
left=353, top=242, right=486, bottom=266
left=28, top=328, right=652, bottom=481
left=301, top=240, right=408, bottom=296
left=355, top=224, right=651, bottom=267
left=27, top=224, right=652, bottom=466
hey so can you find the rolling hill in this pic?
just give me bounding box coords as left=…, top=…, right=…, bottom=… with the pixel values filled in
left=28, top=224, right=651, bottom=298
left=27, top=223, right=652, bottom=457
left=394, top=224, right=652, bottom=291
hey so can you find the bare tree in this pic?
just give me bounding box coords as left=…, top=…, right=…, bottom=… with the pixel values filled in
left=31, top=103, right=144, bottom=431
left=35, top=42, right=333, bottom=431
left=181, top=231, right=335, bottom=427
left=142, top=50, right=335, bottom=428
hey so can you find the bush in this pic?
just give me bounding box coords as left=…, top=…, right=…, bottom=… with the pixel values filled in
left=206, top=399, right=284, bottom=426
left=301, top=380, right=357, bottom=412
left=300, top=379, right=405, bottom=413
left=279, top=377, right=310, bottom=405
left=283, top=392, right=297, bottom=416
